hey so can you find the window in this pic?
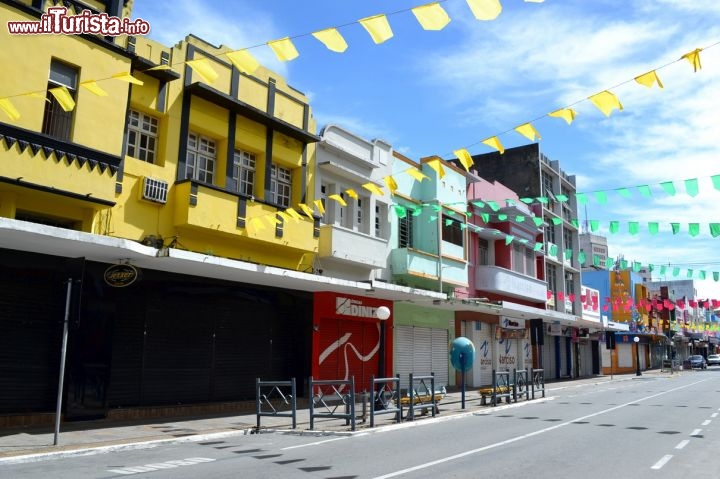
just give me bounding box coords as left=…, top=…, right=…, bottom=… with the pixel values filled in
left=513, top=244, right=524, bottom=274
left=546, top=265, right=557, bottom=296
left=525, top=248, right=536, bottom=276
left=541, top=171, right=554, bottom=198
left=563, top=228, right=573, bottom=251
left=233, top=150, right=255, bottom=196
left=442, top=215, right=464, bottom=247
left=126, top=110, right=159, bottom=163
left=478, top=238, right=489, bottom=265
left=356, top=197, right=370, bottom=234
left=320, top=184, right=329, bottom=224
left=42, top=60, right=78, bottom=141
left=545, top=223, right=556, bottom=244
left=271, top=164, right=292, bottom=208
left=399, top=214, right=413, bottom=248
left=375, top=203, right=387, bottom=239
left=186, top=133, right=216, bottom=183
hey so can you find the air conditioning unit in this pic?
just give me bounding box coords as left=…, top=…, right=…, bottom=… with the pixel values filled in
left=141, top=177, right=168, bottom=204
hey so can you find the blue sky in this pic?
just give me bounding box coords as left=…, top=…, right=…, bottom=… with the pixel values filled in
left=132, top=0, right=720, bottom=299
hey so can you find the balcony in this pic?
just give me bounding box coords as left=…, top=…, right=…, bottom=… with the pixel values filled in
left=390, top=248, right=467, bottom=291
left=319, top=225, right=388, bottom=269
left=173, top=181, right=318, bottom=258
left=475, top=265, right=548, bottom=302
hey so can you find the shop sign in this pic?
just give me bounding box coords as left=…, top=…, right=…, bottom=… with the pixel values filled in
left=104, top=263, right=139, bottom=287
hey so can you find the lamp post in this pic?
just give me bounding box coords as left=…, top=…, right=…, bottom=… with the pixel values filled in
left=634, top=336, right=642, bottom=376
left=376, top=306, right=391, bottom=378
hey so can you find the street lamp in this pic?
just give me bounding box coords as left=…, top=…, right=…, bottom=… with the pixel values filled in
left=376, top=306, right=391, bottom=378
left=634, top=336, right=642, bottom=376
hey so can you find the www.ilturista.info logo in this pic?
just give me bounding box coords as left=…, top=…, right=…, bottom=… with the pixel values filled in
left=7, top=7, right=150, bottom=36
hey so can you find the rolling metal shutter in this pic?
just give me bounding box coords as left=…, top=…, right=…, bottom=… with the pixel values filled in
left=395, top=325, right=449, bottom=390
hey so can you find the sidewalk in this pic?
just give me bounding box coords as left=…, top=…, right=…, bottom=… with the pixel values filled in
left=0, top=370, right=675, bottom=464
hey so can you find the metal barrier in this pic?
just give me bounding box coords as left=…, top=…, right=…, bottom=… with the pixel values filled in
left=491, top=370, right=513, bottom=406
left=255, top=377, right=297, bottom=430
left=405, top=373, right=438, bottom=420
left=531, top=368, right=545, bottom=399
left=513, top=369, right=529, bottom=402
left=369, top=375, right=402, bottom=428
left=308, top=376, right=356, bottom=431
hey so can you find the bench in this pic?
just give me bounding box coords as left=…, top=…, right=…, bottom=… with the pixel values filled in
left=478, top=385, right=512, bottom=406
left=399, top=390, right=445, bottom=416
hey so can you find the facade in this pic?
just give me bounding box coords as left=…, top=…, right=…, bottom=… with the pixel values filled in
left=579, top=232, right=609, bottom=270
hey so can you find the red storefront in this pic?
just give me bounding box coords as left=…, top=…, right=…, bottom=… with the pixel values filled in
left=312, top=292, right=393, bottom=393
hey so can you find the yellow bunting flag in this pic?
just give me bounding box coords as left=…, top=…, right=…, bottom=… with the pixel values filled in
left=298, top=203, right=315, bottom=218
left=405, top=167, right=429, bottom=182
left=49, top=86, right=75, bottom=112
left=383, top=176, right=399, bottom=195
left=186, top=58, right=219, bottom=84
left=362, top=182, right=385, bottom=196
left=225, top=50, right=260, bottom=75
left=466, top=0, right=502, bottom=21
left=0, top=98, right=20, bottom=120
left=514, top=123, right=541, bottom=141
left=146, top=64, right=172, bottom=71
left=313, top=199, right=326, bottom=214
left=264, top=215, right=281, bottom=227
left=311, top=28, right=348, bottom=53
left=589, top=90, right=623, bottom=117
left=482, top=136, right=505, bottom=154
left=453, top=148, right=474, bottom=172
left=427, top=158, right=446, bottom=179
left=329, top=193, right=347, bottom=206
left=634, top=70, right=663, bottom=89
left=112, top=72, right=144, bottom=85
left=277, top=211, right=292, bottom=223
left=80, top=80, right=108, bottom=96
left=250, top=217, right=266, bottom=231
left=681, top=48, right=702, bottom=72
left=359, top=14, right=394, bottom=44
left=268, top=37, right=300, bottom=62
left=548, top=108, right=577, bottom=125
left=411, top=3, right=451, bottom=31
left=285, top=208, right=303, bottom=222
left=345, top=188, right=359, bottom=200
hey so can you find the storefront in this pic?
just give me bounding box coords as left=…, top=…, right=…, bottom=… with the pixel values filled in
left=311, top=292, right=394, bottom=394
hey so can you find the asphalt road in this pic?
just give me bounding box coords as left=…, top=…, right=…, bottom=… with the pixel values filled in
left=4, top=369, right=720, bottom=479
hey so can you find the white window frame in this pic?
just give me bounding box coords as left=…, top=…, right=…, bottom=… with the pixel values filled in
left=127, top=110, right=159, bottom=163
left=186, top=132, right=216, bottom=183
left=233, top=149, right=255, bottom=197
left=271, top=164, right=292, bottom=208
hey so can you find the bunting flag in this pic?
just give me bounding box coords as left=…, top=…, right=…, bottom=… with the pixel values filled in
left=589, top=90, right=623, bottom=117
left=453, top=148, right=474, bottom=172
left=268, top=37, right=300, bottom=62
left=328, top=193, right=346, bottom=206
left=383, top=176, right=399, bottom=195
left=48, top=86, right=75, bottom=112
left=277, top=211, right=292, bottom=223
left=285, top=208, right=303, bottom=221
left=186, top=58, right=219, bottom=84
left=112, top=72, right=144, bottom=85
left=427, top=159, right=446, bottom=179
left=405, top=168, right=429, bottom=182
left=634, top=70, right=664, bottom=89
left=548, top=108, right=577, bottom=125
left=681, top=48, right=703, bottom=72
left=225, top=50, right=261, bottom=74
left=0, top=98, right=20, bottom=120
left=412, top=3, right=451, bottom=31
left=362, top=182, right=385, bottom=196
left=298, top=203, right=315, bottom=218
left=314, top=199, right=326, bottom=215
left=482, top=136, right=505, bottom=154
left=359, top=14, right=394, bottom=44
left=312, top=28, right=348, bottom=53
left=466, top=0, right=503, bottom=21
left=345, top=188, right=359, bottom=200
left=80, top=80, right=108, bottom=96
left=514, top=122, right=541, bottom=141
left=264, top=215, right=281, bottom=226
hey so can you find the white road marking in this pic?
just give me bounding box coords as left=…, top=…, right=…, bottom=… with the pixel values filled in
left=702, top=420, right=711, bottom=426
left=281, top=436, right=349, bottom=450
left=675, top=440, right=690, bottom=450
left=690, top=428, right=702, bottom=437
left=711, top=413, right=718, bottom=418
left=108, top=457, right=214, bottom=475
left=372, top=380, right=705, bottom=479
left=651, top=455, right=673, bottom=470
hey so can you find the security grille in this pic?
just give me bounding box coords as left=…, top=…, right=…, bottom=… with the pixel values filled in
left=142, top=177, right=168, bottom=204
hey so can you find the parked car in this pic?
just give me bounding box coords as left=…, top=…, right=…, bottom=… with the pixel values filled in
left=707, top=354, right=720, bottom=366
left=688, top=355, right=708, bottom=369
